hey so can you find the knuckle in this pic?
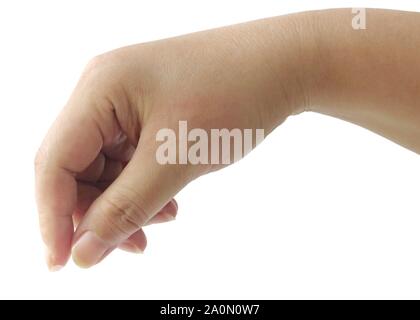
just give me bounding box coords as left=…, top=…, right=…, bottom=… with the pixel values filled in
left=101, top=190, right=149, bottom=239
left=85, top=54, right=108, bottom=73
left=81, top=52, right=115, bottom=82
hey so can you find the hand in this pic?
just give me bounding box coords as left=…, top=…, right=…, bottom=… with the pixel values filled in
left=35, top=17, right=308, bottom=269
left=36, top=9, right=420, bottom=270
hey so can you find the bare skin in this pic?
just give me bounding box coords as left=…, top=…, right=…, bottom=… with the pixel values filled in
left=35, top=9, right=420, bottom=270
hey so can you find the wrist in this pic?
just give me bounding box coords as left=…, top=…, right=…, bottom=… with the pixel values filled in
left=255, top=12, right=327, bottom=131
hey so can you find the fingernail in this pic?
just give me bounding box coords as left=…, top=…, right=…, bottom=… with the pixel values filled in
left=45, top=248, right=62, bottom=272
left=162, top=212, right=176, bottom=221
left=172, top=199, right=178, bottom=210
left=49, top=265, right=64, bottom=272
left=118, top=241, right=144, bottom=254
left=72, top=231, right=109, bottom=268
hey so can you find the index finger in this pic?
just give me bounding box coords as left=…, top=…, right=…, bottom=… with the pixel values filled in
left=35, top=87, right=112, bottom=270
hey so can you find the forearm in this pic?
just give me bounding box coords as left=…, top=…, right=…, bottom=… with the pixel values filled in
left=299, top=9, right=420, bottom=154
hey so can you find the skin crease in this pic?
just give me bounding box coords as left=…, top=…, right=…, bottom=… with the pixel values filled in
left=35, top=8, right=420, bottom=270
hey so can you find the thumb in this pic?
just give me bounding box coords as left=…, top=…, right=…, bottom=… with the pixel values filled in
left=71, top=130, right=190, bottom=268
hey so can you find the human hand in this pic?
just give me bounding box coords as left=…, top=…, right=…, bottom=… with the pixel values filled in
left=36, top=8, right=420, bottom=270
left=35, top=16, right=312, bottom=269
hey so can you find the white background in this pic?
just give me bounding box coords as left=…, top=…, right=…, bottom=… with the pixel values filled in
left=0, top=0, right=419, bottom=299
